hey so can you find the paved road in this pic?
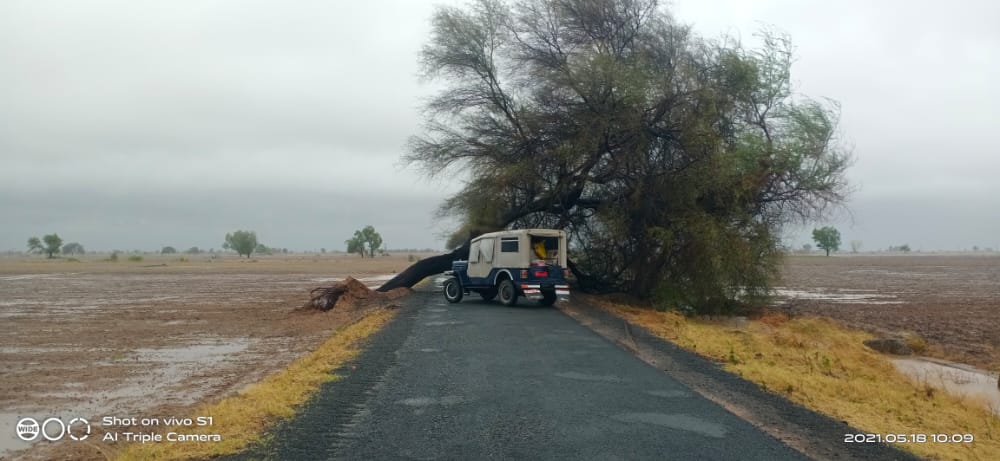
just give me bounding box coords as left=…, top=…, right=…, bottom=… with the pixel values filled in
left=238, top=289, right=812, bottom=460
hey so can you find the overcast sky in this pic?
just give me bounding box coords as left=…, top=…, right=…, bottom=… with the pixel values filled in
left=2, top=0, right=997, bottom=252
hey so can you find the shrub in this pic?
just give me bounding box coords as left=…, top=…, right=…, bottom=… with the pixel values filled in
left=127, top=255, right=143, bottom=262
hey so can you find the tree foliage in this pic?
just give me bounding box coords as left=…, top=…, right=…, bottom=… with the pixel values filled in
left=408, top=0, right=850, bottom=312
left=38, top=234, right=63, bottom=258
left=345, top=225, right=383, bottom=258
left=27, top=237, right=43, bottom=254
left=161, top=246, right=177, bottom=254
left=223, top=230, right=258, bottom=258
left=62, top=242, right=85, bottom=255
left=812, top=226, right=841, bottom=256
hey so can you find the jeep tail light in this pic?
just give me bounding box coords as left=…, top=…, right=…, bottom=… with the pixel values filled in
left=520, top=269, right=528, bottom=279
left=535, top=270, right=548, bottom=278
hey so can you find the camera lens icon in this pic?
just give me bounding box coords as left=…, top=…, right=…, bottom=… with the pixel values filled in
left=16, top=418, right=40, bottom=441
left=15, top=417, right=90, bottom=442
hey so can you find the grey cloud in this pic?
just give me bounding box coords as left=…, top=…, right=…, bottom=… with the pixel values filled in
left=0, top=0, right=996, bottom=252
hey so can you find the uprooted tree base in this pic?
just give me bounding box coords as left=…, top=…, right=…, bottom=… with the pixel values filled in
left=304, top=276, right=411, bottom=312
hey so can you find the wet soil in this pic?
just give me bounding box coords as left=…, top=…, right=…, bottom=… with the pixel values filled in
left=0, top=254, right=427, bottom=460
left=776, top=254, right=1000, bottom=371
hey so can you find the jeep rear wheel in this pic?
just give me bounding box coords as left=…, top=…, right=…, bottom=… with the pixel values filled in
left=498, top=279, right=518, bottom=306
left=443, top=277, right=463, bottom=303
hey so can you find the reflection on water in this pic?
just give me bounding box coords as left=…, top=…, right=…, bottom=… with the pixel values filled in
left=893, top=358, right=1000, bottom=416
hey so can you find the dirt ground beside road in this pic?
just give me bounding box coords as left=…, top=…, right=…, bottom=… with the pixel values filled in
left=776, top=254, right=1000, bottom=370
left=0, top=253, right=432, bottom=460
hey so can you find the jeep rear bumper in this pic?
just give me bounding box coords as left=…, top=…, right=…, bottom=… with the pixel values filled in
left=520, top=283, right=570, bottom=300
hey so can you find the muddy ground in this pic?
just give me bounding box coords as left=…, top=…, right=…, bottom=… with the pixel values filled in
left=776, top=254, right=1000, bottom=371
left=0, top=253, right=431, bottom=460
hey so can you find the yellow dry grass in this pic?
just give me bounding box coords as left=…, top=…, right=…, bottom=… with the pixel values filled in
left=598, top=300, right=1000, bottom=461
left=114, top=308, right=397, bottom=461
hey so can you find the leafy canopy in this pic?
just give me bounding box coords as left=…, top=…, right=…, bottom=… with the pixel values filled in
left=62, top=242, right=85, bottom=255
left=346, top=225, right=383, bottom=258
left=27, top=237, right=43, bottom=254
left=812, top=226, right=841, bottom=256
left=30, top=234, right=64, bottom=258
left=224, top=230, right=258, bottom=258
left=409, top=0, right=850, bottom=312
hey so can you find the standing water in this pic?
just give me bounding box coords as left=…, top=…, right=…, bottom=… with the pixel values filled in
left=893, top=358, right=1000, bottom=417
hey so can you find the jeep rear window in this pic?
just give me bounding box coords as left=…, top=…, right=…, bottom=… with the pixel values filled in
left=529, top=235, right=560, bottom=262
left=500, top=238, right=518, bottom=252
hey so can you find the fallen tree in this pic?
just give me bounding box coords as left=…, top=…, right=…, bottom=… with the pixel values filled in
left=376, top=240, right=470, bottom=292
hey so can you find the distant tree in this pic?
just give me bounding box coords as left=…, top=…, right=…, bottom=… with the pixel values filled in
left=41, top=233, right=63, bottom=258
left=223, top=230, right=258, bottom=258
left=185, top=246, right=202, bottom=254
left=899, top=244, right=911, bottom=253
left=27, top=237, right=43, bottom=254
left=62, top=242, right=85, bottom=255
left=812, top=227, right=841, bottom=256
left=320, top=248, right=327, bottom=253
left=850, top=240, right=862, bottom=253
left=255, top=243, right=272, bottom=255
left=346, top=225, right=383, bottom=258
left=346, top=235, right=366, bottom=258
left=801, top=243, right=812, bottom=252
left=161, top=246, right=177, bottom=254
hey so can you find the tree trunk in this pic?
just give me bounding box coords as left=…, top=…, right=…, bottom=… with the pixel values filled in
left=376, top=240, right=470, bottom=292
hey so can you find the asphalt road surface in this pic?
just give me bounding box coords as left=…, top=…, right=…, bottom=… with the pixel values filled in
left=233, top=288, right=824, bottom=461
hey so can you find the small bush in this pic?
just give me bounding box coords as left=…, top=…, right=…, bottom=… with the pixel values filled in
left=65, top=258, right=81, bottom=263
left=127, top=255, right=143, bottom=262
left=903, top=332, right=928, bottom=354
left=408, top=254, right=420, bottom=262
left=107, top=251, right=120, bottom=262
left=178, top=257, right=189, bottom=263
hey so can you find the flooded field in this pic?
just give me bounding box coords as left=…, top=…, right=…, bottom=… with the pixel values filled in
left=777, top=254, right=1000, bottom=370
left=0, top=253, right=427, bottom=460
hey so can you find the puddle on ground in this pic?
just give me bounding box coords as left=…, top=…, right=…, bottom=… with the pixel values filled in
left=893, top=358, right=1000, bottom=416
left=774, top=288, right=903, bottom=304
left=418, top=348, right=442, bottom=353
left=397, top=396, right=466, bottom=407
left=21, top=340, right=254, bottom=420
left=424, top=321, right=464, bottom=326
left=612, top=412, right=727, bottom=438
left=0, top=274, right=57, bottom=281
left=426, top=308, right=448, bottom=313
left=554, top=371, right=624, bottom=383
